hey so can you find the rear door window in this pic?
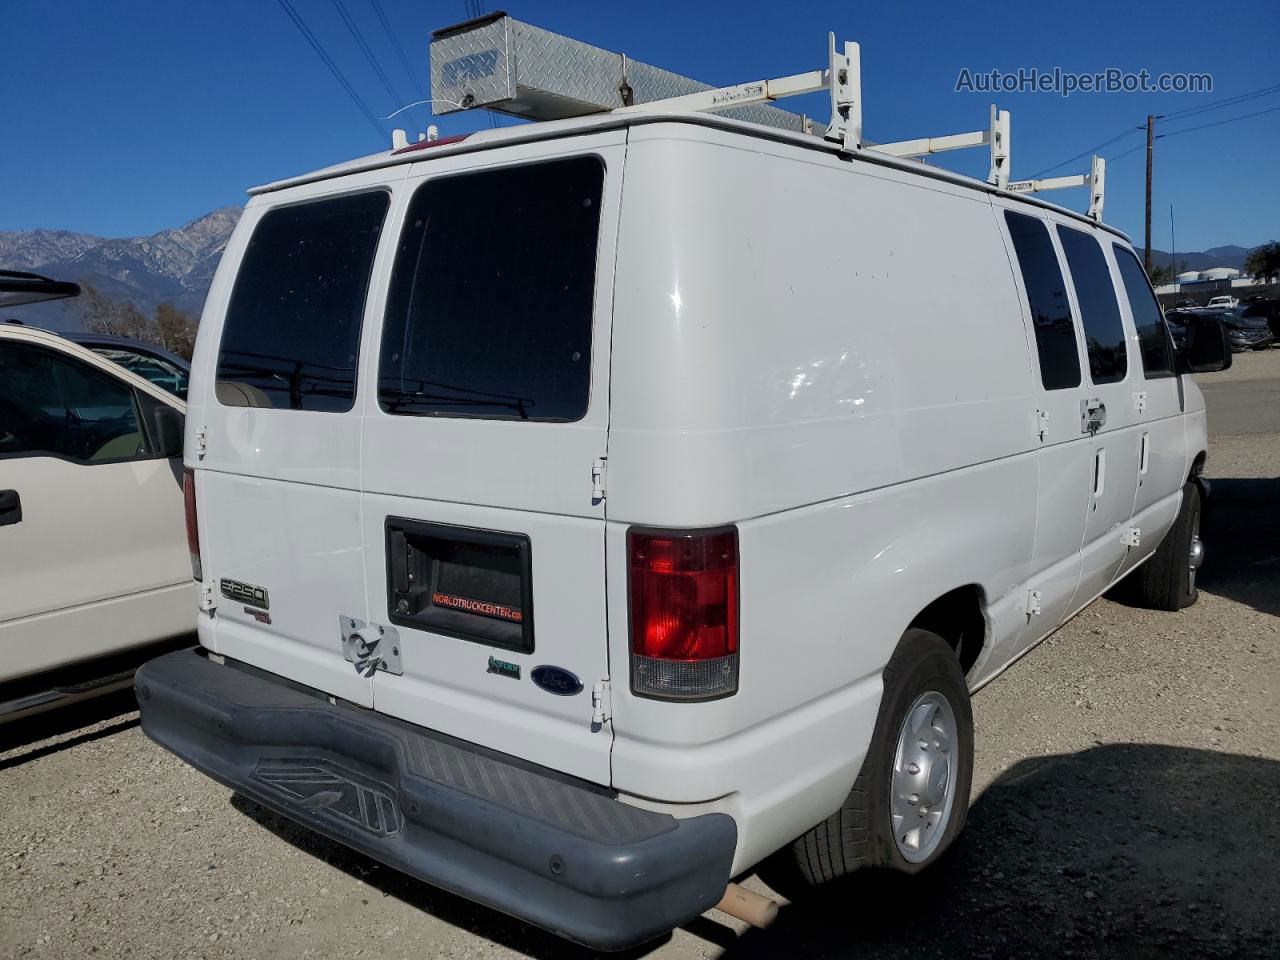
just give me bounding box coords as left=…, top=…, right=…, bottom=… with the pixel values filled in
left=378, top=156, right=605, bottom=422
left=1005, top=211, right=1081, bottom=390
left=1112, top=246, right=1175, bottom=378
left=1057, top=226, right=1128, bottom=384
left=216, top=191, right=389, bottom=412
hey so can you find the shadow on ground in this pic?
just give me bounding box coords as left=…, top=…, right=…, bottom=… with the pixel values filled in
left=0, top=688, right=138, bottom=768
left=1196, top=477, right=1280, bottom=617
left=233, top=744, right=1280, bottom=959
left=740, top=744, right=1279, bottom=960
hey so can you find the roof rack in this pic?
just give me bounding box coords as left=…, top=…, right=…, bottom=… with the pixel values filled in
left=425, top=14, right=1106, bottom=222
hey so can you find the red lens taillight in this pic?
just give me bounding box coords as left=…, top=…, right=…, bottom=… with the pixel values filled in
left=182, top=468, right=202, bottom=581
left=628, top=527, right=739, bottom=701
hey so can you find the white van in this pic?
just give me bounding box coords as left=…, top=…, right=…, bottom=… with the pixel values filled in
left=135, top=100, right=1231, bottom=948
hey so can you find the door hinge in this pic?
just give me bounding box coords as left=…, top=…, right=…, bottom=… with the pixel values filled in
left=1133, top=391, right=1147, bottom=415
left=339, top=616, right=403, bottom=676
left=194, top=426, right=208, bottom=459
left=591, top=679, right=611, bottom=726
left=1036, top=409, right=1050, bottom=442
left=197, top=582, right=217, bottom=612
left=1026, top=589, right=1042, bottom=618
left=1121, top=526, right=1141, bottom=547
left=591, top=457, right=607, bottom=505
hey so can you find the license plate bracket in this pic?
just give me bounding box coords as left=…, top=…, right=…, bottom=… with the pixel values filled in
left=385, top=517, right=534, bottom=654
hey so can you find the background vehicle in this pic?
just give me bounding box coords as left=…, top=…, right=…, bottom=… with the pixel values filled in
left=0, top=275, right=192, bottom=720
left=134, top=16, right=1231, bottom=951
left=1206, top=294, right=1239, bottom=309
left=1241, top=299, right=1280, bottom=340
left=65, top=332, right=191, bottom=399
left=1220, top=308, right=1275, bottom=351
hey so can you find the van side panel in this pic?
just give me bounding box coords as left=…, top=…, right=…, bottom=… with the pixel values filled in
left=606, top=128, right=1038, bottom=872
left=607, top=128, right=1038, bottom=527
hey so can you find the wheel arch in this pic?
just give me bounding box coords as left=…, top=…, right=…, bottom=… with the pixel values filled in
left=905, top=584, right=988, bottom=677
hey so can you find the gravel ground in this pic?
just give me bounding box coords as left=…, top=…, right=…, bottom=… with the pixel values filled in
left=3, top=351, right=1278, bottom=960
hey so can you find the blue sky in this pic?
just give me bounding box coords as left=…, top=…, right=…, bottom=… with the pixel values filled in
left=3, top=0, right=1277, bottom=250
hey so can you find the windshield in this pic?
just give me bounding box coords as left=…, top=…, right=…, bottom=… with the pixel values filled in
left=91, top=347, right=189, bottom=400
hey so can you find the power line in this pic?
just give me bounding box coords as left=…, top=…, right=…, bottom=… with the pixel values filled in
left=1107, top=103, right=1280, bottom=162
left=1161, top=82, right=1280, bottom=122
left=1033, top=82, right=1280, bottom=179
left=1158, top=103, right=1280, bottom=139
left=331, top=0, right=406, bottom=114
left=369, top=0, right=424, bottom=97
left=1031, top=126, right=1142, bottom=178
left=275, top=0, right=386, bottom=141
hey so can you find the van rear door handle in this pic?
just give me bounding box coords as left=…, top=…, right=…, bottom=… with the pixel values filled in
left=0, top=490, right=21, bottom=527
left=1080, top=400, right=1107, bottom=434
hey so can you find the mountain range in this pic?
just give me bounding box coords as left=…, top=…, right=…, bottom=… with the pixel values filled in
left=1146, top=245, right=1255, bottom=274
left=0, top=207, right=1265, bottom=330
left=0, top=208, right=241, bottom=329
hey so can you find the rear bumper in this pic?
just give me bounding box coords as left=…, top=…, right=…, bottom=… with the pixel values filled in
left=135, top=649, right=736, bottom=951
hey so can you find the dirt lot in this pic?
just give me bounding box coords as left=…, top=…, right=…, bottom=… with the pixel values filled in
left=3, top=352, right=1278, bottom=960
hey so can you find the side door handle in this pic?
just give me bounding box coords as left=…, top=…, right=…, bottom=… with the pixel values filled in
left=0, top=490, right=21, bottom=527
left=1080, top=399, right=1107, bottom=434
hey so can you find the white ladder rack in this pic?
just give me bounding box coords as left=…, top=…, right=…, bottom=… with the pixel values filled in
left=426, top=17, right=1107, bottom=222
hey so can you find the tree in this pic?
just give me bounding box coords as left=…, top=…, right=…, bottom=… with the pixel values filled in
left=76, top=284, right=199, bottom=360
left=152, top=302, right=198, bottom=359
left=1148, top=263, right=1174, bottom=286
left=1244, top=242, right=1280, bottom=283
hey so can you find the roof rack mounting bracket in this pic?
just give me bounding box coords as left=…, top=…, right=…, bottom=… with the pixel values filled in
left=873, top=103, right=1010, bottom=187
left=823, top=33, right=862, bottom=153
left=1006, top=154, right=1106, bottom=222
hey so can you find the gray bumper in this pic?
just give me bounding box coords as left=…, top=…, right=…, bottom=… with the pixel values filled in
left=135, top=649, right=736, bottom=951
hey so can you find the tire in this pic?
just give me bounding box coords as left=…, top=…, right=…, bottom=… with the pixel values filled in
left=1133, top=481, right=1202, bottom=611
left=792, top=628, right=973, bottom=884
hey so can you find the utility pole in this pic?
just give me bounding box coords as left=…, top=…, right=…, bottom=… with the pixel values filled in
left=1170, top=204, right=1177, bottom=293
left=1144, top=114, right=1155, bottom=272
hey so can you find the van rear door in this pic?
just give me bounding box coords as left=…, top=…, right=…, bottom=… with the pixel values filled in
left=193, top=172, right=402, bottom=708
left=359, top=136, right=624, bottom=785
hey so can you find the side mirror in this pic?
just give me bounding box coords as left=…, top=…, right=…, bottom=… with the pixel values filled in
left=1179, top=314, right=1232, bottom=373
left=151, top=404, right=186, bottom=458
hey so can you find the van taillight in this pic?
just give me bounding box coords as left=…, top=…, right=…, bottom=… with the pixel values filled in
left=183, top=468, right=202, bottom=581
left=628, top=527, right=738, bottom=701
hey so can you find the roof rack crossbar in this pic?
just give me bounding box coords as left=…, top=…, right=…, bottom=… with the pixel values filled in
left=1007, top=155, right=1106, bottom=222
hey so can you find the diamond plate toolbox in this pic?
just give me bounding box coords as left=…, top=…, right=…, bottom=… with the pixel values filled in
left=430, top=13, right=813, bottom=133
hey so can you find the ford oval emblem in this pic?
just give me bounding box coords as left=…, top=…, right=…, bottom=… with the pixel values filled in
left=531, top=665, right=583, bottom=697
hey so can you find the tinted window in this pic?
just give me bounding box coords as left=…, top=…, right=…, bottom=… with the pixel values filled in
left=217, top=191, right=389, bottom=412
left=379, top=157, right=604, bottom=421
left=1005, top=211, right=1081, bottom=390
left=0, top=341, right=148, bottom=461
left=1057, top=226, right=1127, bottom=384
left=1112, top=246, right=1175, bottom=378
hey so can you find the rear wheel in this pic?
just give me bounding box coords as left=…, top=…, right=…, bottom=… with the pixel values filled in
left=792, top=628, right=973, bottom=883
left=1133, top=481, right=1202, bottom=611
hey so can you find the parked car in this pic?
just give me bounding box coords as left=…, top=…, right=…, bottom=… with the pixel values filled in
left=1164, top=309, right=1190, bottom=350
left=135, top=88, right=1231, bottom=951
left=0, top=276, right=193, bottom=720
left=64, top=333, right=191, bottom=400
left=1241, top=299, right=1280, bottom=341
left=1205, top=294, right=1238, bottom=310
left=1220, top=309, right=1275, bottom=351
left=1175, top=298, right=1198, bottom=308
